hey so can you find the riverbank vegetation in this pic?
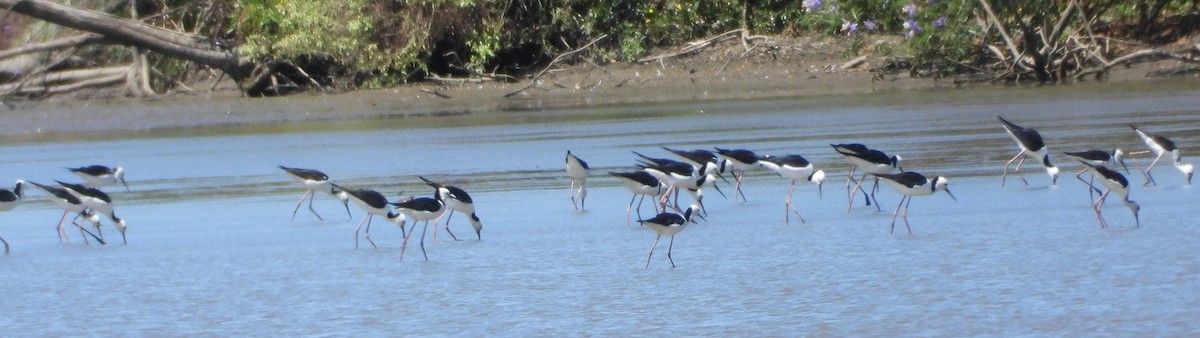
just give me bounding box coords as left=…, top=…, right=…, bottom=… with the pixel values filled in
left=1, top=0, right=1198, bottom=98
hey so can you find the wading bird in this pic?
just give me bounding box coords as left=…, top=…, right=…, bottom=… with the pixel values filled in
left=998, top=116, right=1060, bottom=187
left=758, top=155, right=826, bottom=224
left=831, top=143, right=901, bottom=212
left=565, top=151, right=590, bottom=210
left=641, top=204, right=702, bottom=269
left=1129, top=125, right=1193, bottom=186
left=1064, top=149, right=1128, bottom=202
left=393, top=196, right=447, bottom=262
left=57, top=181, right=127, bottom=244
left=0, top=180, right=24, bottom=254
left=1077, top=160, right=1141, bottom=229
left=419, top=176, right=483, bottom=241
left=279, top=165, right=351, bottom=222
left=715, top=147, right=762, bottom=203
left=68, top=165, right=129, bottom=191
left=332, top=184, right=406, bottom=249
left=609, top=171, right=664, bottom=226
left=874, top=172, right=956, bottom=234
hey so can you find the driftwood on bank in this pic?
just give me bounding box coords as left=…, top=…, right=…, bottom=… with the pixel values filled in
left=504, top=34, right=608, bottom=98
left=636, top=29, right=767, bottom=64
left=1, top=0, right=254, bottom=79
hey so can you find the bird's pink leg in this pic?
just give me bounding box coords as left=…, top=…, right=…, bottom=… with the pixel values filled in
left=645, top=235, right=661, bottom=270
left=353, top=215, right=376, bottom=249
left=1002, top=150, right=1027, bottom=187
left=290, top=190, right=314, bottom=222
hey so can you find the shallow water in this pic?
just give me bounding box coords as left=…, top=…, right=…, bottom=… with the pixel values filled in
left=1, top=81, right=1198, bottom=335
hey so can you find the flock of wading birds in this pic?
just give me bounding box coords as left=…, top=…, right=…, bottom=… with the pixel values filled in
left=0, top=116, right=1193, bottom=268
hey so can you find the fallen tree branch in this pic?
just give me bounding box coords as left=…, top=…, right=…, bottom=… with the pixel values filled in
left=0, top=33, right=106, bottom=60
left=636, top=29, right=764, bottom=64
left=505, top=34, right=607, bottom=98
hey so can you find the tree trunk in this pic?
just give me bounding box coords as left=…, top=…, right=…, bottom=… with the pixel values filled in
left=0, top=0, right=255, bottom=81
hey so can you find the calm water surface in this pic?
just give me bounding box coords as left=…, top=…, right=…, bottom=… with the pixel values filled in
left=1, top=81, right=1198, bottom=335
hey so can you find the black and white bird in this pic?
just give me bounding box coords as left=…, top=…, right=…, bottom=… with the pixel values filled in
left=0, top=180, right=23, bottom=212
left=1130, top=125, right=1193, bottom=186
left=637, top=155, right=719, bottom=213
left=662, top=147, right=725, bottom=182
left=640, top=204, right=702, bottom=269
left=279, top=165, right=352, bottom=222
left=565, top=151, right=591, bottom=210
left=420, top=176, right=483, bottom=241
left=609, top=171, right=664, bottom=226
left=831, top=143, right=901, bottom=212
left=1077, top=160, right=1140, bottom=229
left=0, top=180, right=23, bottom=254
left=392, top=196, right=447, bottom=262
left=873, top=172, right=956, bottom=235
left=1064, top=149, right=1129, bottom=201
left=27, top=181, right=105, bottom=244
left=998, top=116, right=1060, bottom=186
left=758, top=154, right=826, bottom=224
left=332, top=183, right=406, bottom=250
left=715, top=147, right=762, bottom=203
left=57, top=181, right=127, bottom=244
left=67, top=165, right=129, bottom=191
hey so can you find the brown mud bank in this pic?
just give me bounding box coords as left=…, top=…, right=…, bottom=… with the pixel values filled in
left=3, top=36, right=1198, bottom=139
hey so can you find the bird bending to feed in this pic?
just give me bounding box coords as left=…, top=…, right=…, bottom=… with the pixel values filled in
left=609, top=171, right=664, bottom=226
left=26, top=181, right=105, bottom=244
left=67, top=165, right=129, bottom=191
left=831, top=143, right=901, bottom=212
left=56, top=181, right=127, bottom=244
left=279, top=165, right=352, bottom=222
left=393, top=195, right=447, bottom=262
left=1077, top=160, right=1140, bottom=229
left=419, top=176, right=483, bottom=241
left=873, top=172, right=956, bottom=234
left=1064, top=149, right=1128, bottom=202
left=715, top=147, right=761, bottom=203
left=758, top=154, right=825, bottom=224
left=997, top=116, right=1060, bottom=187
left=0, top=180, right=25, bottom=254
left=1129, top=125, right=1193, bottom=186
left=332, top=184, right=406, bottom=249
left=641, top=204, right=702, bottom=269
left=565, top=151, right=590, bottom=210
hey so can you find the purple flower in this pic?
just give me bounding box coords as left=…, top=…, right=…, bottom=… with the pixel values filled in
left=904, top=20, right=923, bottom=38
left=863, top=20, right=878, bottom=31
left=933, top=16, right=948, bottom=28
left=802, top=0, right=822, bottom=13
left=842, top=20, right=859, bottom=35
left=902, top=3, right=918, bottom=18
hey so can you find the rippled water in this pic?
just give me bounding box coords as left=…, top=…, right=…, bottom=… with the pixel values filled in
left=1, top=81, right=1198, bottom=335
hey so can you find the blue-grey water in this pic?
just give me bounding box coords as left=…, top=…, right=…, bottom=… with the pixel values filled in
left=1, top=81, right=1198, bottom=335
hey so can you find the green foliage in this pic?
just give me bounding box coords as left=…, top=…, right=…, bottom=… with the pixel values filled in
left=237, top=0, right=380, bottom=69
left=220, top=0, right=1198, bottom=84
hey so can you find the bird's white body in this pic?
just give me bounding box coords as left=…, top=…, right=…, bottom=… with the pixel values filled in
left=566, top=151, right=591, bottom=210
left=1131, top=126, right=1193, bottom=185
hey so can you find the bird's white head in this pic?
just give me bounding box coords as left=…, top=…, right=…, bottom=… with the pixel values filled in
left=933, top=176, right=957, bottom=201
left=14, top=179, right=24, bottom=198
left=113, top=216, right=128, bottom=244
left=685, top=204, right=705, bottom=223
left=114, top=166, right=130, bottom=191
left=469, top=213, right=483, bottom=240
left=1124, top=198, right=1141, bottom=227
left=809, top=170, right=825, bottom=199
left=1046, top=165, right=1060, bottom=185
left=1178, top=162, right=1194, bottom=185
left=892, top=155, right=903, bottom=171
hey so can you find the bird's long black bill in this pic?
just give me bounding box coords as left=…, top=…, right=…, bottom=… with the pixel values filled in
left=945, top=189, right=958, bottom=202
